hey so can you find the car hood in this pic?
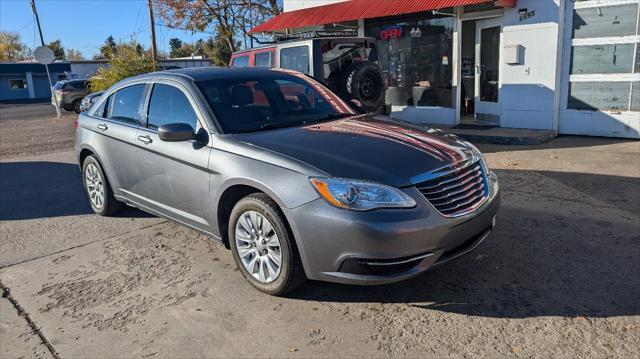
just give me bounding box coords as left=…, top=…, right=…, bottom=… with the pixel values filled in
left=232, top=114, right=477, bottom=187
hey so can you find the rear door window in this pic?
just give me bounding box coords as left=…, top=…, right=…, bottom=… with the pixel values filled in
left=231, top=55, right=249, bottom=67
left=146, top=84, right=198, bottom=130
left=280, top=46, right=310, bottom=74
left=106, top=84, right=146, bottom=125
left=254, top=51, right=274, bottom=67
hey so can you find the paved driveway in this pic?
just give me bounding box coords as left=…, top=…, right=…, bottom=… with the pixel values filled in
left=1, top=104, right=638, bottom=358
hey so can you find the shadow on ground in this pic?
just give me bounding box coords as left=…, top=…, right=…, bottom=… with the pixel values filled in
left=1, top=160, right=638, bottom=320
left=291, top=169, right=640, bottom=319
left=0, top=161, right=152, bottom=220
left=477, top=135, right=639, bottom=154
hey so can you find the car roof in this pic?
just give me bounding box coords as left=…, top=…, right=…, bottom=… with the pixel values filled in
left=134, top=67, right=291, bottom=83
left=57, top=78, right=87, bottom=83
left=233, top=36, right=376, bottom=55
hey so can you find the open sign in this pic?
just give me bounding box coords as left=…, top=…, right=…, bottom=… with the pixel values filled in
left=380, top=25, right=403, bottom=40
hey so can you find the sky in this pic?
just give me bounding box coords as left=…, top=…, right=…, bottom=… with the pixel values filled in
left=0, top=0, right=213, bottom=59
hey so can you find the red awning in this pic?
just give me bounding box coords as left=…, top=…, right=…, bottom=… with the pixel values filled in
left=251, top=0, right=516, bottom=33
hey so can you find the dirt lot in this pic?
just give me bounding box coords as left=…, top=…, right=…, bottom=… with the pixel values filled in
left=1, top=103, right=639, bottom=358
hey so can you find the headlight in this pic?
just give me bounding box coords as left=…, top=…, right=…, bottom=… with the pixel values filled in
left=464, top=141, right=490, bottom=173
left=309, top=177, right=416, bottom=211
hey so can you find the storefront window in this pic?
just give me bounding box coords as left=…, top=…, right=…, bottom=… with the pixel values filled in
left=570, top=44, right=636, bottom=74
left=568, top=82, right=633, bottom=111
left=572, top=3, right=638, bottom=39
left=365, top=13, right=454, bottom=108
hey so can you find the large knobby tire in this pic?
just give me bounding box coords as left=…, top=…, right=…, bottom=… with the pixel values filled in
left=340, top=61, right=385, bottom=112
left=81, top=155, right=123, bottom=216
left=229, top=193, right=306, bottom=296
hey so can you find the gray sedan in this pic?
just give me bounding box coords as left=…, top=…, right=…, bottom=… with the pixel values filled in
left=75, top=67, right=500, bottom=295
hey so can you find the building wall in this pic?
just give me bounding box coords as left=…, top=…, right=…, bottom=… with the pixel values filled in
left=0, top=75, right=29, bottom=101
left=32, top=74, right=54, bottom=99
left=500, top=0, right=562, bottom=130
left=284, top=0, right=347, bottom=12
left=67, top=59, right=213, bottom=80
left=69, top=63, right=103, bottom=79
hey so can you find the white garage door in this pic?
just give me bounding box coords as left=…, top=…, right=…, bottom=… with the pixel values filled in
left=560, top=0, right=639, bottom=139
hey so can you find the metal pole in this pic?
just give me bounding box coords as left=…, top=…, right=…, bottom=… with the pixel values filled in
left=147, top=0, right=157, bottom=69
left=30, top=0, right=61, bottom=118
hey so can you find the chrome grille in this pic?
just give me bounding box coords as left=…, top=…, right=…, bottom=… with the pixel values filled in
left=416, top=161, right=488, bottom=217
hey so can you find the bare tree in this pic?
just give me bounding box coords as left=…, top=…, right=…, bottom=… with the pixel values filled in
left=155, top=0, right=281, bottom=52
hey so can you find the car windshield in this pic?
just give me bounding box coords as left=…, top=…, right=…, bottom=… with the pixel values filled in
left=196, top=71, right=356, bottom=133
left=53, top=81, right=66, bottom=90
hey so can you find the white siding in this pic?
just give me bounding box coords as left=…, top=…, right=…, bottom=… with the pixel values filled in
left=499, top=0, right=562, bottom=130
left=283, top=0, right=347, bottom=12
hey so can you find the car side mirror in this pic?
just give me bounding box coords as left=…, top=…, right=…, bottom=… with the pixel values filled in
left=158, top=123, right=195, bottom=142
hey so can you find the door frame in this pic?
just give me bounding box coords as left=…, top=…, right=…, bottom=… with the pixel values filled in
left=455, top=10, right=504, bottom=125
left=474, top=17, right=503, bottom=125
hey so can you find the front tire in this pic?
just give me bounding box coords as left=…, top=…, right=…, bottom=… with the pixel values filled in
left=82, top=155, right=122, bottom=216
left=229, top=193, right=306, bottom=295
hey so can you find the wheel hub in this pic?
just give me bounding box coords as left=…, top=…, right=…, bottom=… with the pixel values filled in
left=234, top=211, right=282, bottom=283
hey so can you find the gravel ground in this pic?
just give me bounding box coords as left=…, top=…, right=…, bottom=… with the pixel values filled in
left=0, top=103, right=638, bottom=358
left=0, top=103, right=76, bottom=160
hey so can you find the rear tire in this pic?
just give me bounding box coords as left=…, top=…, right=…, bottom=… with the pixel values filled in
left=229, top=193, right=306, bottom=296
left=340, top=61, right=385, bottom=113
left=81, top=155, right=123, bottom=216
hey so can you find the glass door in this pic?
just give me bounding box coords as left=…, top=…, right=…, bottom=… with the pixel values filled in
left=474, top=17, right=502, bottom=125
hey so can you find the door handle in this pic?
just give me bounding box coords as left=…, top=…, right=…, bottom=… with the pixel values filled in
left=97, top=123, right=108, bottom=131
left=137, top=135, right=152, bottom=144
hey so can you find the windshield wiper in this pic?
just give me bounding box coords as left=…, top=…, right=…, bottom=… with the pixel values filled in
left=260, top=121, right=300, bottom=130
left=259, top=113, right=353, bottom=130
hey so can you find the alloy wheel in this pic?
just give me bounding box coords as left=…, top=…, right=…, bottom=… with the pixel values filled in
left=85, top=163, right=105, bottom=209
left=234, top=210, right=282, bottom=283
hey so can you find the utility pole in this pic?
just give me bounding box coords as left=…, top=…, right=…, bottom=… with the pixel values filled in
left=30, top=0, right=61, bottom=118
left=147, top=0, right=158, bottom=69
left=249, top=0, right=254, bottom=48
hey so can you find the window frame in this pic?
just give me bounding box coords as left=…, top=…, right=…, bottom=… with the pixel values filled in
left=8, top=79, right=27, bottom=90
left=100, top=83, right=149, bottom=126
left=143, top=82, right=202, bottom=131
left=253, top=48, right=276, bottom=68
left=231, top=54, right=250, bottom=68
left=278, top=43, right=312, bottom=75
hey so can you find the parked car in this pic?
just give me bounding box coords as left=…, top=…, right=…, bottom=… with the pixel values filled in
left=52, top=79, right=89, bottom=113
left=79, top=91, right=103, bottom=112
left=230, top=31, right=388, bottom=114
left=75, top=67, right=500, bottom=295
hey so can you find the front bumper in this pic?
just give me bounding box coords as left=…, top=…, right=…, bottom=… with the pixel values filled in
left=283, top=171, right=500, bottom=285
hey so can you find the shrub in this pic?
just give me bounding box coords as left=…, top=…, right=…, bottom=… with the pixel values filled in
left=89, top=44, right=156, bottom=93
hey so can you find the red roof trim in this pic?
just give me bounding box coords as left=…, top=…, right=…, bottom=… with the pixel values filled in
left=251, top=0, right=516, bottom=33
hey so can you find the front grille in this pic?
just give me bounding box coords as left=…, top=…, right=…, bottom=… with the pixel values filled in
left=416, top=161, right=488, bottom=217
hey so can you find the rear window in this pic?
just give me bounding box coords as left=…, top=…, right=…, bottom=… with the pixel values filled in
left=255, top=51, right=274, bottom=68
left=53, top=82, right=65, bottom=90
left=231, top=55, right=249, bottom=68
left=67, top=81, right=86, bottom=90
left=280, top=46, right=309, bottom=74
